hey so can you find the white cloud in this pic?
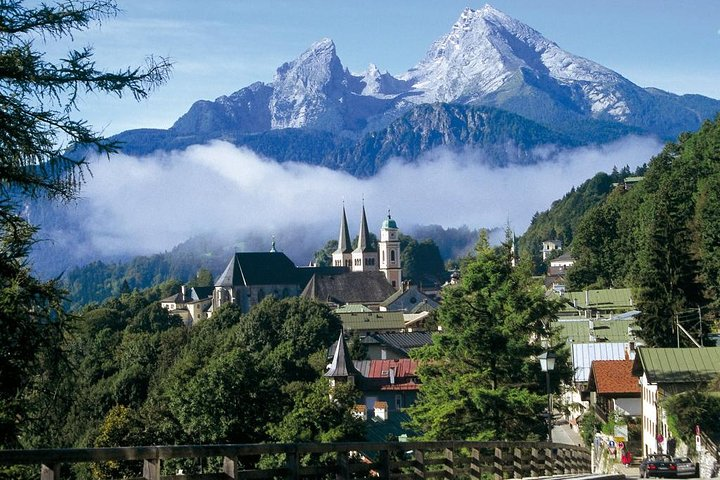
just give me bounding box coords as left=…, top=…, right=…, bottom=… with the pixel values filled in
left=71, top=135, right=662, bottom=265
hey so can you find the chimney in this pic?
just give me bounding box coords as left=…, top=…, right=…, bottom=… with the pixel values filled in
left=389, top=367, right=396, bottom=385
left=374, top=401, right=389, bottom=421
left=353, top=404, right=367, bottom=422
left=181, top=285, right=187, bottom=301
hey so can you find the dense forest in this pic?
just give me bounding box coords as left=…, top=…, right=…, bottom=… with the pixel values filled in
left=11, top=290, right=363, bottom=478
left=518, top=165, right=645, bottom=272
left=522, top=116, right=720, bottom=346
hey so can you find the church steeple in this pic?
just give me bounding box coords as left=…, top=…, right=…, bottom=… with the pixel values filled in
left=332, top=205, right=353, bottom=267
left=352, top=203, right=378, bottom=271
left=355, top=204, right=373, bottom=253
left=325, top=330, right=360, bottom=387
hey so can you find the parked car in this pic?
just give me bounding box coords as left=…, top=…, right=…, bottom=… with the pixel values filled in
left=673, top=457, right=696, bottom=477
left=639, top=454, right=677, bottom=478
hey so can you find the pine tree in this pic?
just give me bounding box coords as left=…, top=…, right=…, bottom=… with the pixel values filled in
left=406, top=233, right=567, bottom=440
left=0, top=0, right=170, bottom=447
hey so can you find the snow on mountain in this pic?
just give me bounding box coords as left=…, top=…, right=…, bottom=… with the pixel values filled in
left=360, top=63, right=410, bottom=97
left=269, top=38, right=351, bottom=130
left=401, top=5, right=634, bottom=121
left=157, top=4, right=720, bottom=144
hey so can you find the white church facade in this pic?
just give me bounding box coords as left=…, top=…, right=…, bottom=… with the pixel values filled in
left=332, top=206, right=402, bottom=289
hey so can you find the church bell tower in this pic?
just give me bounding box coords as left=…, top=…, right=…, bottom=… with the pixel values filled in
left=379, top=211, right=401, bottom=289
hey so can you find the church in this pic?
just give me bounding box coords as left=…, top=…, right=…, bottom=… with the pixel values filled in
left=331, top=205, right=402, bottom=289
left=209, top=205, right=403, bottom=314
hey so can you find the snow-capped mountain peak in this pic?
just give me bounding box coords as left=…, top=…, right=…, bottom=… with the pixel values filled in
left=401, top=4, right=633, bottom=120
left=270, top=37, right=349, bottom=129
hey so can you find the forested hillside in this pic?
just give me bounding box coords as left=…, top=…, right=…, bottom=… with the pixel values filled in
left=519, top=165, right=644, bottom=272
left=557, top=117, right=720, bottom=346
left=21, top=292, right=362, bottom=478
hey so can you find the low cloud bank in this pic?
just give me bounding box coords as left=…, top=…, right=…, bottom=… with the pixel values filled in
left=56, top=135, right=662, bottom=268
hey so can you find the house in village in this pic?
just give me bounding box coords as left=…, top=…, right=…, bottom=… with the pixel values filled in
left=631, top=347, right=720, bottom=457
left=587, top=359, right=641, bottom=422
left=542, top=239, right=563, bottom=261
left=325, top=332, right=419, bottom=439
left=160, top=285, right=213, bottom=326
left=545, top=253, right=574, bottom=292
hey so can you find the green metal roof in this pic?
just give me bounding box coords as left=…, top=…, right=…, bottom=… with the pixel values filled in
left=556, top=318, right=638, bottom=344
left=558, top=288, right=635, bottom=314
left=634, top=347, right=720, bottom=385
left=338, top=311, right=405, bottom=332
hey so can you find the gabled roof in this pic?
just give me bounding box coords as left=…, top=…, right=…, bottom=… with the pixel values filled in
left=354, top=359, right=417, bottom=378
left=380, top=285, right=439, bottom=311
left=215, top=252, right=300, bottom=287
left=557, top=318, right=638, bottom=343
left=571, top=342, right=629, bottom=383
left=325, top=331, right=361, bottom=378
left=588, top=360, right=640, bottom=395
left=550, top=253, right=574, bottom=265
left=190, top=286, right=214, bottom=300
left=338, top=311, right=405, bottom=332
left=360, top=332, right=433, bottom=356
left=632, top=347, right=720, bottom=385
left=301, top=271, right=396, bottom=306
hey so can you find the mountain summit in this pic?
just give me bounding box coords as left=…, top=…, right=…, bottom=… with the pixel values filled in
left=117, top=5, right=720, bottom=173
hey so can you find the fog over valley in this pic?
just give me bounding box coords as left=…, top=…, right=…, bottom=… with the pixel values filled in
left=31, top=134, right=663, bottom=276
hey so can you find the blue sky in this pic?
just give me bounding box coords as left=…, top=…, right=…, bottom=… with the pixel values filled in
left=50, top=0, right=720, bottom=136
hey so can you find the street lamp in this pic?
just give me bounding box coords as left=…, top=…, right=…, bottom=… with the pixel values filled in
left=538, top=351, right=557, bottom=443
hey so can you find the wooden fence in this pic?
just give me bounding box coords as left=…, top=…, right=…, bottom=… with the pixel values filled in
left=0, top=441, right=591, bottom=480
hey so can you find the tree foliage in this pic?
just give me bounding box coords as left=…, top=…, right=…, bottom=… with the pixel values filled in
left=406, top=233, right=568, bottom=440
left=0, top=0, right=171, bottom=448
left=565, top=118, right=720, bottom=346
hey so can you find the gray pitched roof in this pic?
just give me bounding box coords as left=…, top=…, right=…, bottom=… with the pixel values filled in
left=301, top=271, right=396, bottom=305
left=325, top=331, right=361, bottom=378
left=380, top=285, right=439, bottom=311
left=215, top=252, right=300, bottom=287
left=360, top=331, right=433, bottom=355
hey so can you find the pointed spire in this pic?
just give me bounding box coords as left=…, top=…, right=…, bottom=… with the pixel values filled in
left=354, top=203, right=374, bottom=253
left=325, top=330, right=360, bottom=378
left=334, top=204, right=352, bottom=254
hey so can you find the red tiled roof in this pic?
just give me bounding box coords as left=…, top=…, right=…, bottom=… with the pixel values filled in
left=365, top=359, right=418, bottom=379
left=589, top=360, right=641, bottom=395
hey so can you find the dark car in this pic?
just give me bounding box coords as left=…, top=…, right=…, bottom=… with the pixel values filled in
left=640, top=454, right=677, bottom=478
left=673, top=457, right=696, bottom=477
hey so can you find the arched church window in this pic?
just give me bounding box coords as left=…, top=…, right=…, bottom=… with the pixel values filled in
left=390, top=250, right=396, bottom=263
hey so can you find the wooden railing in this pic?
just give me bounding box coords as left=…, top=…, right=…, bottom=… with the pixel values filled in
left=0, top=441, right=590, bottom=480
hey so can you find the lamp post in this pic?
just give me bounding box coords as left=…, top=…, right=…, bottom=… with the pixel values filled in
left=538, top=351, right=557, bottom=443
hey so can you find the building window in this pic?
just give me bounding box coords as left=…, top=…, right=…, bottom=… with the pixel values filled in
left=395, top=394, right=403, bottom=410
left=390, top=250, right=396, bottom=263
